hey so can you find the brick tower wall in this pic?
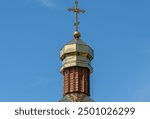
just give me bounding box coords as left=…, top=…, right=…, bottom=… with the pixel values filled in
left=63, top=66, right=90, bottom=96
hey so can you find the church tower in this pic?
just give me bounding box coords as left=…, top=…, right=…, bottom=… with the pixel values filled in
left=59, top=0, right=94, bottom=102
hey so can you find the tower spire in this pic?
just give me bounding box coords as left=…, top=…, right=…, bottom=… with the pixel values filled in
left=59, top=0, right=94, bottom=102
left=68, top=0, right=85, bottom=39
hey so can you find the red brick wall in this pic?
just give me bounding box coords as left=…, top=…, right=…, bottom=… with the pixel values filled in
left=63, top=67, right=90, bottom=96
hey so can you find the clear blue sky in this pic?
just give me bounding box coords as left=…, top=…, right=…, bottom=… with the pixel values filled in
left=0, top=0, right=150, bottom=102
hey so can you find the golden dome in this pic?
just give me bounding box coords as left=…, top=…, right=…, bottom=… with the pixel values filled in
left=60, top=38, right=94, bottom=73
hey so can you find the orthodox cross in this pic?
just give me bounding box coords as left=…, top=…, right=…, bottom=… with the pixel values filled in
left=68, top=0, right=85, bottom=32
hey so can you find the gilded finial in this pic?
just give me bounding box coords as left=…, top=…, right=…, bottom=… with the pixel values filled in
left=68, top=0, right=85, bottom=39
